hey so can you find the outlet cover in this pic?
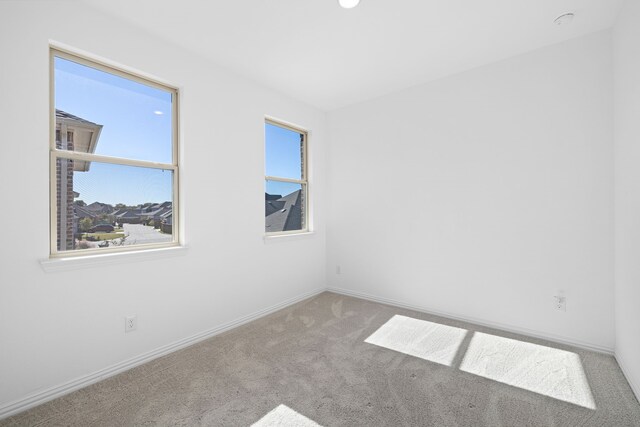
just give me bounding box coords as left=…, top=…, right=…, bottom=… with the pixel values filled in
left=125, top=315, right=137, bottom=333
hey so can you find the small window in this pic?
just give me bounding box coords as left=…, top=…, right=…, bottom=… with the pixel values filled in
left=265, top=120, right=308, bottom=234
left=50, top=48, right=179, bottom=256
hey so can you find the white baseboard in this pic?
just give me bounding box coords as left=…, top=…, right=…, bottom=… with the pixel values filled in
left=0, top=287, right=325, bottom=420
left=615, top=352, right=640, bottom=403
left=327, top=286, right=614, bottom=355
left=1, top=285, right=621, bottom=420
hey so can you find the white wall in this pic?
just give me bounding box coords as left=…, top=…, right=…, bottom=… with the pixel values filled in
left=613, top=0, right=640, bottom=399
left=327, top=31, right=614, bottom=351
left=0, top=0, right=632, bottom=415
left=0, top=1, right=326, bottom=412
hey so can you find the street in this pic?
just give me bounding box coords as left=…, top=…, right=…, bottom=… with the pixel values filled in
left=122, top=223, right=172, bottom=246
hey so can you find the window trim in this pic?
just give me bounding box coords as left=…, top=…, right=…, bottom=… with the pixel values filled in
left=49, top=47, right=181, bottom=258
left=264, top=118, right=310, bottom=236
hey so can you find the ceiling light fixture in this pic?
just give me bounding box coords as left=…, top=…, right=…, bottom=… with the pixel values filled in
left=338, top=0, right=360, bottom=9
left=554, top=13, right=575, bottom=26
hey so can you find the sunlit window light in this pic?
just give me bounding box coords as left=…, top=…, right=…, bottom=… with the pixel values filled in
left=365, top=315, right=468, bottom=366
left=251, top=404, right=322, bottom=427
left=459, top=332, right=596, bottom=409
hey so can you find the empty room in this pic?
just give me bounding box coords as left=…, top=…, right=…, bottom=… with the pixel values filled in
left=1, top=0, right=640, bottom=425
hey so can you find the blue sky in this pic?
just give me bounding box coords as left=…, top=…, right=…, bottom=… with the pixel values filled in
left=55, top=56, right=173, bottom=205
left=265, top=123, right=304, bottom=197
left=56, top=56, right=303, bottom=205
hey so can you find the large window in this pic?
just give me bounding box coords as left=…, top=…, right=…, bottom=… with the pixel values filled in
left=265, top=119, right=308, bottom=234
left=50, top=48, right=179, bottom=256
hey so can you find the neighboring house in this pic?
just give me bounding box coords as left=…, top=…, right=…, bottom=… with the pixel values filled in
left=115, top=210, right=142, bottom=225
left=141, top=204, right=158, bottom=213
left=55, top=110, right=102, bottom=251
left=265, top=190, right=302, bottom=232
left=141, top=206, right=172, bottom=227
left=160, top=211, right=172, bottom=234
left=73, top=204, right=97, bottom=220
left=143, top=202, right=171, bottom=212
left=85, top=201, right=113, bottom=214
left=73, top=204, right=98, bottom=233
left=74, top=202, right=115, bottom=236
left=116, top=202, right=172, bottom=226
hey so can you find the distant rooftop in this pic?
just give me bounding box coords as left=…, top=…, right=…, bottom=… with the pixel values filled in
left=265, top=190, right=302, bottom=232
left=56, top=109, right=100, bottom=127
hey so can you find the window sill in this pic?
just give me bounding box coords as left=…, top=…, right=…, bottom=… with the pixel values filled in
left=40, top=245, right=188, bottom=273
left=263, top=231, right=315, bottom=244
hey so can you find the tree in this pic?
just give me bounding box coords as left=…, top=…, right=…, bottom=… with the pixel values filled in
left=79, top=217, right=93, bottom=232
left=75, top=200, right=86, bottom=206
left=115, top=203, right=127, bottom=209
left=96, top=213, right=115, bottom=225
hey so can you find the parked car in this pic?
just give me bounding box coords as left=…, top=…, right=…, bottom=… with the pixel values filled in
left=88, top=223, right=114, bottom=233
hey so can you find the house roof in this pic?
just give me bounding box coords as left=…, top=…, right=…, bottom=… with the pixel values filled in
left=56, top=110, right=100, bottom=127
left=143, top=207, right=171, bottom=217
left=74, top=205, right=98, bottom=219
left=265, top=199, right=284, bottom=217
left=85, top=201, right=113, bottom=212
left=142, top=202, right=172, bottom=215
left=265, top=190, right=302, bottom=232
left=116, top=210, right=139, bottom=219
left=162, top=213, right=172, bottom=224
left=55, top=109, right=103, bottom=172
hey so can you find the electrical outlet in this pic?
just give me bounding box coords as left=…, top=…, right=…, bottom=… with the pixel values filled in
left=554, top=295, right=566, bottom=312
left=125, top=315, right=137, bottom=333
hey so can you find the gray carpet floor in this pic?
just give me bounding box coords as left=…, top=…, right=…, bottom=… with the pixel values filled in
left=2, top=292, right=639, bottom=426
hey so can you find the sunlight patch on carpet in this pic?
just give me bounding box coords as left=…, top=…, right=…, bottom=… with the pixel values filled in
left=459, top=332, right=596, bottom=409
left=365, top=315, right=468, bottom=366
left=251, top=404, right=322, bottom=427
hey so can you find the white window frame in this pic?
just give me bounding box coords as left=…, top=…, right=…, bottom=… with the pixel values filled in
left=49, top=47, right=180, bottom=258
left=265, top=118, right=309, bottom=236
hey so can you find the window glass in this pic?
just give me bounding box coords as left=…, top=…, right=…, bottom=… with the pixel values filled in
left=54, top=56, right=173, bottom=164
left=265, top=122, right=304, bottom=180
left=52, top=50, right=178, bottom=255
left=265, top=181, right=306, bottom=233
left=264, top=120, right=307, bottom=234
